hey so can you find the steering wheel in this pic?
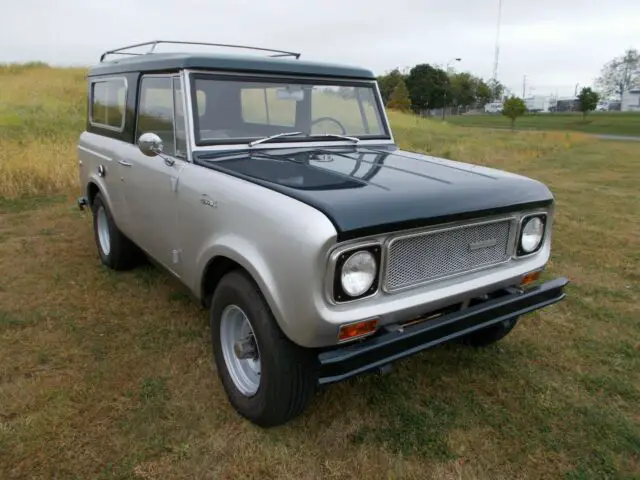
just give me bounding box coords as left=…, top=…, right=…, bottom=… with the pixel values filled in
left=311, top=116, right=347, bottom=135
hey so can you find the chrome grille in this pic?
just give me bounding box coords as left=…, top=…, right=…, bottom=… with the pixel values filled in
left=384, top=219, right=513, bottom=292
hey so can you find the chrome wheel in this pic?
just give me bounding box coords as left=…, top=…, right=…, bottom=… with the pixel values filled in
left=96, top=206, right=111, bottom=256
left=220, top=305, right=261, bottom=396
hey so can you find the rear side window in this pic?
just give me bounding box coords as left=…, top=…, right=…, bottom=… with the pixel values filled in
left=90, top=78, right=127, bottom=130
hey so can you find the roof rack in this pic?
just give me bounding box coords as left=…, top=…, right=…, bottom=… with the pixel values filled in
left=99, top=40, right=301, bottom=62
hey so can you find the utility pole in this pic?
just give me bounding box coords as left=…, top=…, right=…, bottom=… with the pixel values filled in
left=491, top=0, right=503, bottom=99
left=522, top=75, right=527, bottom=98
left=574, top=83, right=579, bottom=96
left=442, top=57, right=462, bottom=120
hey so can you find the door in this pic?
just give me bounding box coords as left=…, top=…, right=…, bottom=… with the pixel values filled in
left=121, top=75, right=188, bottom=276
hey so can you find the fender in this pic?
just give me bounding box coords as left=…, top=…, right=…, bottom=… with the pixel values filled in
left=194, top=234, right=288, bottom=337
left=84, top=176, right=121, bottom=224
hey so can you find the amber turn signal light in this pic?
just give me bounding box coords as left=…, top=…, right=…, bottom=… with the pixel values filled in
left=338, top=319, right=378, bottom=342
left=520, top=270, right=541, bottom=287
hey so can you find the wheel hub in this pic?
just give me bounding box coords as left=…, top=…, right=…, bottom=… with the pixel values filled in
left=220, top=305, right=261, bottom=396
left=234, top=335, right=258, bottom=360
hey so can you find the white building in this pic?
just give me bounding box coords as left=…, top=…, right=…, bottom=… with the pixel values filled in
left=621, top=89, right=640, bottom=112
left=524, top=95, right=554, bottom=113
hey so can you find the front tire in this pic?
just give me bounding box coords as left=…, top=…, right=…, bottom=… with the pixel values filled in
left=91, top=193, right=140, bottom=270
left=211, top=270, right=317, bottom=427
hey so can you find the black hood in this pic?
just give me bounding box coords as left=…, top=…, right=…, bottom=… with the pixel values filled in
left=195, top=145, right=553, bottom=241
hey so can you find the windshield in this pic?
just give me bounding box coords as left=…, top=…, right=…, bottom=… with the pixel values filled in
left=190, top=75, right=388, bottom=146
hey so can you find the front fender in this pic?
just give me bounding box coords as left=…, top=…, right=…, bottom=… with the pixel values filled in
left=194, top=234, right=287, bottom=334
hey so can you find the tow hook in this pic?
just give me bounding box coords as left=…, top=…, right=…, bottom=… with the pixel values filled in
left=77, top=196, right=88, bottom=211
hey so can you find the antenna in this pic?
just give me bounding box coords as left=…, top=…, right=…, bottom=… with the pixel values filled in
left=491, top=0, right=503, bottom=99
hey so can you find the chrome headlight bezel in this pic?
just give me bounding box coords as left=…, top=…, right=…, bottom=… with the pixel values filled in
left=517, top=213, right=547, bottom=256
left=332, top=246, right=381, bottom=303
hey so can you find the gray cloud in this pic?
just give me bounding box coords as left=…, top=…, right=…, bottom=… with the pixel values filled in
left=1, top=0, right=638, bottom=97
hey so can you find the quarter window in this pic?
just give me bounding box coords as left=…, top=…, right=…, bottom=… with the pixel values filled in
left=90, top=78, right=126, bottom=130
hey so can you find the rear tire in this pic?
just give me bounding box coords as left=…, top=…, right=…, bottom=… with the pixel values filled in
left=210, top=270, right=317, bottom=427
left=91, top=192, right=140, bottom=270
left=461, top=317, right=519, bottom=347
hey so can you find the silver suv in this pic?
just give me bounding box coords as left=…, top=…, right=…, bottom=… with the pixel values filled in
left=77, top=41, right=568, bottom=427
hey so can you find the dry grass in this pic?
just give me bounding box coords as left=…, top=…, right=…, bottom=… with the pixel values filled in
left=0, top=65, right=85, bottom=198
left=0, top=67, right=639, bottom=479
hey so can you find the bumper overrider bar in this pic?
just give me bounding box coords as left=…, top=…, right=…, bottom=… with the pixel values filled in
left=318, top=277, right=569, bottom=385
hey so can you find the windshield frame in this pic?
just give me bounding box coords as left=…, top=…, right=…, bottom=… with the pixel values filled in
left=185, top=70, right=393, bottom=150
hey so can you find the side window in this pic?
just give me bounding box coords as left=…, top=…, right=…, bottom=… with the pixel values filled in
left=241, top=87, right=296, bottom=127
left=138, top=76, right=176, bottom=156
left=91, top=78, right=126, bottom=130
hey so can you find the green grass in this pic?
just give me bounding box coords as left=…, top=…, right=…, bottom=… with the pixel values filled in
left=0, top=66, right=639, bottom=479
left=446, top=112, right=640, bottom=136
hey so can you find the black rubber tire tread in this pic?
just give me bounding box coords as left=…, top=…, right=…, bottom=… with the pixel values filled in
left=91, top=193, right=140, bottom=271
left=210, top=270, right=317, bottom=427
left=460, top=317, right=519, bottom=347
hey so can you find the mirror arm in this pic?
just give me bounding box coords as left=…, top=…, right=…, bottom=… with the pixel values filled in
left=159, top=152, right=175, bottom=166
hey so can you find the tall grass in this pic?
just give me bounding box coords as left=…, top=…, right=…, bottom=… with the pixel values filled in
left=388, top=110, right=591, bottom=172
left=447, top=111, right=640, bottom=136
left=0, top=66, right=85, bottom=197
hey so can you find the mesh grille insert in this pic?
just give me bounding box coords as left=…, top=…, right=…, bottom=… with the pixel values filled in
left=385, top=220, right=512, bottom=292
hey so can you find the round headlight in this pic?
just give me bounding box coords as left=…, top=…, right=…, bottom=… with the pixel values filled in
left=521, top=216, right=545, bottom=253
left=340, top=250, right=377, bottom=297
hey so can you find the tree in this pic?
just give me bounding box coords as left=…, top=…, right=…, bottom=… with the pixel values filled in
left=502, top=96, right=526, bottom=129
left=386, top=79, right=411, bottom=111
left=577, top=87, right=599, bottom=119
left=448, top=73, right=494, bottom=109
left=405, top=63, right=449, bottom=112
left=595, top=48, right=640, bottom=100
left=448, top=72, right=476, bottom=108
left=475, top=79, right=493, bottom=106
left=487, top=78, right=506, bottom=101
left=378, top=68, right=406, bottom=104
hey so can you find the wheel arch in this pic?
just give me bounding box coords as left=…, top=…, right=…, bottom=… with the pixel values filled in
left=87, top=181, right=101, bottom=206
left=201, top=255, right=244, bottom=308
left=198, top=248, right=288, bottom=342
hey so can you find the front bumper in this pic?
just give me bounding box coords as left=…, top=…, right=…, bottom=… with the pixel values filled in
left=317, top=277, right=568, bottom=385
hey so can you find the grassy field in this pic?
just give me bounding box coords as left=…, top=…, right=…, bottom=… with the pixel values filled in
left=446, top=112, right=640, bottom=137
left=1, top=65, right=639, bottom=479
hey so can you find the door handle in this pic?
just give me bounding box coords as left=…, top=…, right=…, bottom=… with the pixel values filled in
left=118, top=160, right=133, bottom=167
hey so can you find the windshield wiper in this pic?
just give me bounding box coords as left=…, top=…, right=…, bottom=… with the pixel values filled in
left=248, top=131, right=303, bottom=147
left=308, top=133, right=360, bottom=143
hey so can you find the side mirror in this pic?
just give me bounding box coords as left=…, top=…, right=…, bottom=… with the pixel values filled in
left=138, top=133, right=164, bottom=157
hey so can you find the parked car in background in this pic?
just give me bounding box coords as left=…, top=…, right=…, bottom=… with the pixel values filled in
left=77, top=40, right=568, bottom=427
left=484, top=101, right=503, bottom=113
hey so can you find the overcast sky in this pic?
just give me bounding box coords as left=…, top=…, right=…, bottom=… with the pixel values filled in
left=1, top=0, right=638, bottom=98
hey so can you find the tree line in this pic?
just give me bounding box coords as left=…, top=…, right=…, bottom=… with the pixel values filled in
left=380, top=47, right=638, bottom=116
left=378, top=65, right=504, bottom=113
